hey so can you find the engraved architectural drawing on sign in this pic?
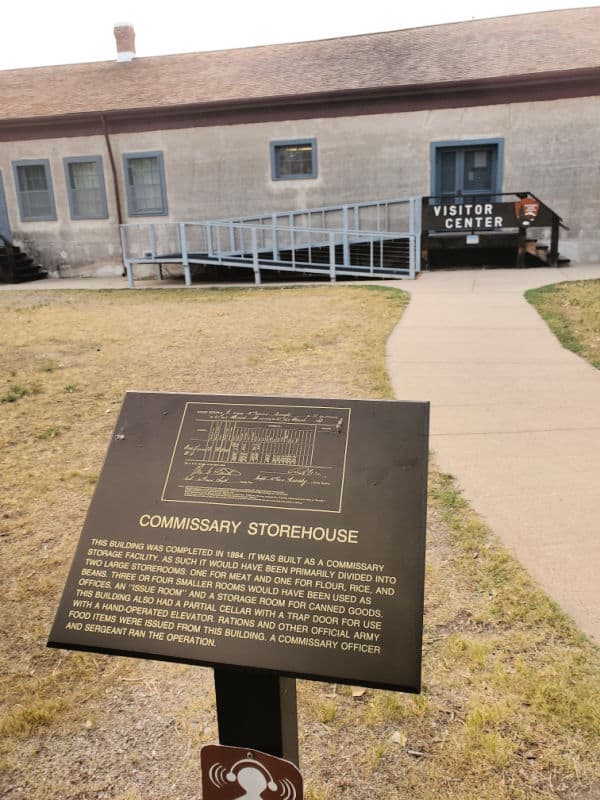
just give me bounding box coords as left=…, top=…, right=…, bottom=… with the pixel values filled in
left=162, top=403, right=351, bottom=512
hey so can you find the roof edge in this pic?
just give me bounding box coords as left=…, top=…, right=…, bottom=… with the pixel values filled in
left=1, top=66, right=599, bottom=142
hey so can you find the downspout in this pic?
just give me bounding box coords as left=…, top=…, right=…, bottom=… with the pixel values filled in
left=101, top=114, right=126, bottom=275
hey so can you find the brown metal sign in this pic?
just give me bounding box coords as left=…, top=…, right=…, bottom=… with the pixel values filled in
left=423, top=199, right=552, bottom=231
left=48, top=392, right=429, bottom=692
left=201, top=745, right=303, bottom=799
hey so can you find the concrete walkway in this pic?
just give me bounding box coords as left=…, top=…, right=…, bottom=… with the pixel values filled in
left=387, top=266, right=600, bottom=643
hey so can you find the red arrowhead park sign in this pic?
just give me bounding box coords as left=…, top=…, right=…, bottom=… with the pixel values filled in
left=514, top=197, right=541, bottom=223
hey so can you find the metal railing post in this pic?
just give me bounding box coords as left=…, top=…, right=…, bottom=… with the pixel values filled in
left=125, top=258, right=134, bottom=287
left=214, top=224, right=222, bottom=263
left=239, top=226, right=246, bottom=259
left=207, top=224, right=214, bottom=258
left=291, top=226, right=296, bottom=271
left=150, top=224, right=157, bottom=259
left=329, top=232, right=336, bottom=282
left=180, top=223, right=191, bottom=286
left=342, top=206, right=350, bottom=267
left=149, top=224, right=162, bottom=280
left=410, top=196, right=422, bottom=277
left=252, top=227, right=261, bottom=285
left=272, top=214, right=279, bottom=261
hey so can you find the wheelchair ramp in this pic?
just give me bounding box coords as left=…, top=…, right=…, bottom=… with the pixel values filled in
left=120, top=198, right=421, bottom=286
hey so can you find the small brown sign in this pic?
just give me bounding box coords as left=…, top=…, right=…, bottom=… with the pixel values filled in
left=201, top=745, right=303, bottom=800
left=514, top=198, right=540, bottom=224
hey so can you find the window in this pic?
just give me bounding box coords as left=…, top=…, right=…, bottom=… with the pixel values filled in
left=123, top=152, right=168, bottom=216
left=431, top=139, right=504, bottom=199
left=271, top=139, right=317, bottom=180
left=64, top=156, right=108, bottom=220
left=12, top=160, right=56, bottom=221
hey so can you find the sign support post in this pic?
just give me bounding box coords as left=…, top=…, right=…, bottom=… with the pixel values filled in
left=214, top=669, right=299, bottom=764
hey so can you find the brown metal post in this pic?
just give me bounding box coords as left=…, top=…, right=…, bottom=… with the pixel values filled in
left=516, top=226, right=527, bottom=267
left=549, top=215, right=560, bottom=266
left=214, top=668, right=299, bottom=765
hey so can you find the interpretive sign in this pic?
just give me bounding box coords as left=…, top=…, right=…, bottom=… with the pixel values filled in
left=48, top=392, right=429, bottom=692
left=201, top=744, right=303, bottom=800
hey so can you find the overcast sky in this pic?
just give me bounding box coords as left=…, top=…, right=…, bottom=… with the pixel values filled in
left=1, top=0, right=597, bottom=70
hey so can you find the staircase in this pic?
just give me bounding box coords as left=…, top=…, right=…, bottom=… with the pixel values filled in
left=426, top=232, right=571, bottom=268
left=524, top=238, right=570, bottom=267
left=0, top=235, right=48, bottom=283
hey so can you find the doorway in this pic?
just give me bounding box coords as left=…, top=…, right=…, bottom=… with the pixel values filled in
left=431, top=139, right=503, bottom=200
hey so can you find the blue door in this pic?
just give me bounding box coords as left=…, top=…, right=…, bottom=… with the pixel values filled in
left=0, top=172, right=11, bottom=241
left=435, top=144, right=499, bottom=199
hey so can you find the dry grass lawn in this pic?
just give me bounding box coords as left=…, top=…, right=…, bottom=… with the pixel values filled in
left=0, top=285, right=599, bottom=800
left=525, top=279, right=600, bottom=369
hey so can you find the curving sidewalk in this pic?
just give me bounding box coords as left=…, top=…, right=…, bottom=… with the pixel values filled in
left=386, top=266, right=600, bottom=643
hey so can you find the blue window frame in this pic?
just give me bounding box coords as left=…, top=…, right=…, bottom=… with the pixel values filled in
left=64, top=156, right=108, bottom=220
left=270, top=139, right=317, bottom=181
left=430, top=139, right=504, bottom=199
left=12, top=159, right=57, bottom=222
left=123, top=151, right=168, bottom=216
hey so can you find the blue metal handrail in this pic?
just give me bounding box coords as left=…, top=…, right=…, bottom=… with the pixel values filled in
left=120, top=219, right=417, bottom=287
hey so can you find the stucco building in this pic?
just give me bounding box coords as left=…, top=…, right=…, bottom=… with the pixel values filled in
left=0, top=7, right=599, bottom=279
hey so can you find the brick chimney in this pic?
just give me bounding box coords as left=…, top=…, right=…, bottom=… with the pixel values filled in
left=114, top=23, right=135, bottom=62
